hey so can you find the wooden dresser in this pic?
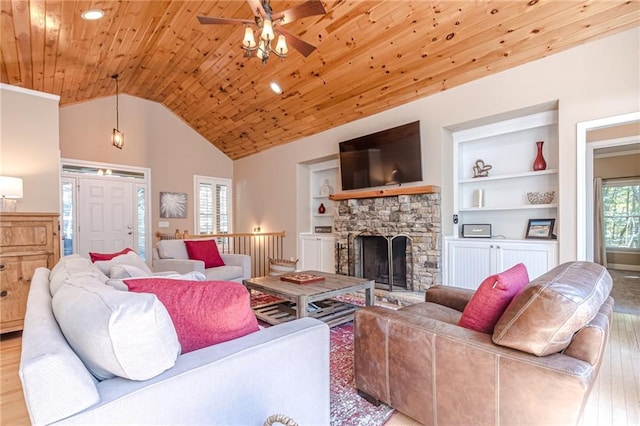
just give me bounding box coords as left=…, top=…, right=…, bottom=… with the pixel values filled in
left=0, top=213, right=60, bottom=334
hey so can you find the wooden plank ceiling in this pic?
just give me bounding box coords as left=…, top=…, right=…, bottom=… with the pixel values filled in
left=1, top=1, right=639, bottom=160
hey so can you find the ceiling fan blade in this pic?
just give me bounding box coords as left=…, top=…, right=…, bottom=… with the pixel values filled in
left=276, top=27, right=316, bottom=57
left=272, top=0, right=326, bottom=23
left=198, top=16, right=253, bottom=25
left=246, top=0, right=266, bottom=18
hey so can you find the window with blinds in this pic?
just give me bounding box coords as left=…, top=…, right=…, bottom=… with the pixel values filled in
left=195, top=176, right=232, bottom=235
left=603, top=178, right=639, bottom=250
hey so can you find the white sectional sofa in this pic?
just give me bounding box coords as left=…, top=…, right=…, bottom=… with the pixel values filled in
left=19, top=257, right=330, bottom=425
left=153, top=238, right=251, bottom=282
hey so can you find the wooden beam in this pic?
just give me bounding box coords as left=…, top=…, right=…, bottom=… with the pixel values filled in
left=329, top=185, right=440, bottom=201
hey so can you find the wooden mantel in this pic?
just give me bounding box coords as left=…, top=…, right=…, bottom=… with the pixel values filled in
left=329, top=185, right=440, bottom=201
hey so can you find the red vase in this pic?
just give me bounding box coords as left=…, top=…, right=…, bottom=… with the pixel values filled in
left=533, top=140, right=547, bottom=171
left=318, top=203, right=326, bottom=214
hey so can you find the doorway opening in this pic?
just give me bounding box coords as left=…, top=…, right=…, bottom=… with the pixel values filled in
left=61, top=159, right=150, bottom=260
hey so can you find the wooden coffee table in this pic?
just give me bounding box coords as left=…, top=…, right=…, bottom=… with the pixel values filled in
left=243, top=271, right=375, bottom=327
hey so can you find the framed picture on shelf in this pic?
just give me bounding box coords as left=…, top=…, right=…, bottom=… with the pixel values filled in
left=314, top=226, right=332, bottom=234
left=525, top=218, right=555, bottom=239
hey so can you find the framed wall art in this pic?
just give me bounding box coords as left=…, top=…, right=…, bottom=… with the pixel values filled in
left=160, top=192, right=187, bottom=218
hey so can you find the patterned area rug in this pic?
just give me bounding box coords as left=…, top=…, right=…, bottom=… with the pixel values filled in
left=608, top=268, right=640, bottom=316
left=250, top=292, right=395, bottom=425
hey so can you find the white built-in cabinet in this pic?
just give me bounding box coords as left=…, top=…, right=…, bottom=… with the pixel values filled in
left=299, top=159, right=339, bottom=273
left=443, top=237, right=557, bottom=290
left=443, top=106, right=560, bottom=288
left=299, top=234, right=335, bottom=273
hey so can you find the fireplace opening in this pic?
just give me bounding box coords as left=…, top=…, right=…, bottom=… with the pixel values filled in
left=360, top=235, right=409, bottom=291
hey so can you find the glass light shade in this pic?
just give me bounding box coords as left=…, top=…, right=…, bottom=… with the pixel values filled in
left=257, top=40, right=267, bottom=60
left=275, top=35, right=288, bottom=55
left=261, top=19, right=274, bottom=41
left=0, top=176, right=23, bottom=198
left=242, top=27, right=256, bottom=48
left=112, top=129, right=124, bottom=149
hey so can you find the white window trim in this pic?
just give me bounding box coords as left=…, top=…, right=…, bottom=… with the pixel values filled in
left=602, top=177, right=640, bottom=251
left=193, top=175, right=233, bottom=235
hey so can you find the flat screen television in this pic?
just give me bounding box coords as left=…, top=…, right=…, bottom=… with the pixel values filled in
left=339, top=121, right=423, bottom=191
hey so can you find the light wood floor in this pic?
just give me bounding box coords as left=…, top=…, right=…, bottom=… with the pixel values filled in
left=1, top=313, right=638, bottom=425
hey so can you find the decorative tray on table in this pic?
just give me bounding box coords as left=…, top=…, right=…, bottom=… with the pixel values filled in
left=280, top=273, right=326, bottom=285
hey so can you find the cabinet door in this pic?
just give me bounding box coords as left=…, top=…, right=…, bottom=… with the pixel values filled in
left=299, top=235, right=321, bottom=271
left=319, top=237, right=335, bottom=273
left=496, top=242, right=557, bottom=280
left=0, top=258, right=22, bottom=325
left=446, top=241, right=494, bottom=289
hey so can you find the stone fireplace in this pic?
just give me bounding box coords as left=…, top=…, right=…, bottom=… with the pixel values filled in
left=332, top=186, right=441, bottom=293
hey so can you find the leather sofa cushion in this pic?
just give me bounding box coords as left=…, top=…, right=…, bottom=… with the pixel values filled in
left=401, top=302, right=462, bottom=325
left=493, top=261, right=612, bottom=356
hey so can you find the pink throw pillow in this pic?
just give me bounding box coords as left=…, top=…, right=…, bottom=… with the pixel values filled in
left=124, top=278, right=259, bottom=353
left=89, top=247, right=134, bottom=263
left=184, top=240, right=225, bottom=268
left=458, top=263, right=530, bottom=334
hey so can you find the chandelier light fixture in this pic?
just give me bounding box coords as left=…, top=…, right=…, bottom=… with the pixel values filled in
left=111, top=74, right=124, bottom=149
left=241, top=2, right=288, bottom=64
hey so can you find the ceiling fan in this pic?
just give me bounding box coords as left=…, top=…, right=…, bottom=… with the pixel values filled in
left=198, top=0, right=326, bottom=64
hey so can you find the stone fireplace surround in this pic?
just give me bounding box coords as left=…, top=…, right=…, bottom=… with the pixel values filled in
left=331, top=186, right=441, bottom=304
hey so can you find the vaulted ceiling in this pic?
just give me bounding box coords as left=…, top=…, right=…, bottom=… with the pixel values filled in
left=1, top=1, right=638, bottom=160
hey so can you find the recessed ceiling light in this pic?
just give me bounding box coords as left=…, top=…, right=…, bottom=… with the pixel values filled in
left=270, top=81, right=282, bottom=94
left=81, top=9, right=105, bottom=21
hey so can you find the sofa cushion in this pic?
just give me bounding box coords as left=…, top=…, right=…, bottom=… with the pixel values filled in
left=49, top=254, right=108, bottom=296
left=203, top=265, right=245, bottom=281
left=124, top=278, right=259, bottom=354
left=493, top=261, right=613, bottom=356
left=52, top=276, right=180, bottom=381
left=89, top=247, right=134, bottom=263
left=93, top=251, right=153, bottom=277
left=184, top=239, right=225, bottom=268
left=156, top=239, right=189, bottom=259
left=110, top=264, right=152, bottom=279
left=401, top=302, right=462, bottom=325
left=458, top=263, right=529, bottom=334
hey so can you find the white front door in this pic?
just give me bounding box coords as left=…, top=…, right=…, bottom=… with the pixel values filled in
left=78, top=177, right=135, bottom=256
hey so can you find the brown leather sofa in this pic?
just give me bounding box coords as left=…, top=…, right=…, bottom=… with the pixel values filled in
left=354, top=261, right=613, bottom=425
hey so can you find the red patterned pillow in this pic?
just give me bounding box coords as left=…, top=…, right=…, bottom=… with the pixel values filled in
left=458, top=263, right=530, bottom=334
left=124, top=278, right=259, bottom=353
left=89, top=247, right=134, bottom=263
left=184, top=240, right=225, bottom=268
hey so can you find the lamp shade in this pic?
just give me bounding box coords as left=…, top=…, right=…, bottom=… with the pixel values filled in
left=0, top=176, right=23, bottom=198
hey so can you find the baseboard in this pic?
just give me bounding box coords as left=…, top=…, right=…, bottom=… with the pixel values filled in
left=608, top=263, right=640, bottom=272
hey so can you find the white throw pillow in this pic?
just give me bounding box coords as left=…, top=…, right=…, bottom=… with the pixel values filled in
left=50, top=254, right=108, bottom=296
left=52, top=276, right=180, bottom=381
left=110, top=264, right=151, bottom=279
left=106, top=271, right=207, bottom=291
left=94, top=251, right=153, bottom=277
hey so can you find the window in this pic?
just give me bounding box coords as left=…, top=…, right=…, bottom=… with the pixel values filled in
left=603, top=179, right=640, bottom=250
left=194, top=176, right=232, bottom=235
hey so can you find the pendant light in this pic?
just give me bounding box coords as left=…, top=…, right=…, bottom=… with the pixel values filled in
left=111, top=74, right=124, bottom=149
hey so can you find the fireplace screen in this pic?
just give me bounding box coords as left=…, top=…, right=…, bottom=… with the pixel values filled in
left=357, top=234, right=411, bottom=291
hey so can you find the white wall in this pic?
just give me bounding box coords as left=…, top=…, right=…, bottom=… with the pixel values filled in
left=234, top=27, right=640, bottom=262
left=0, top=85, right=60, bottom=212
left=59, top=95, right=233, bottom=236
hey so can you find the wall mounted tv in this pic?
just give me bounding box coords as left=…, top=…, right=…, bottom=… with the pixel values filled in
left=339, top=121, right=423, bottom=191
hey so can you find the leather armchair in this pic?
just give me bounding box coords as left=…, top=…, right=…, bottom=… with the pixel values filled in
left=354, top=261, right=613, bottom=425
